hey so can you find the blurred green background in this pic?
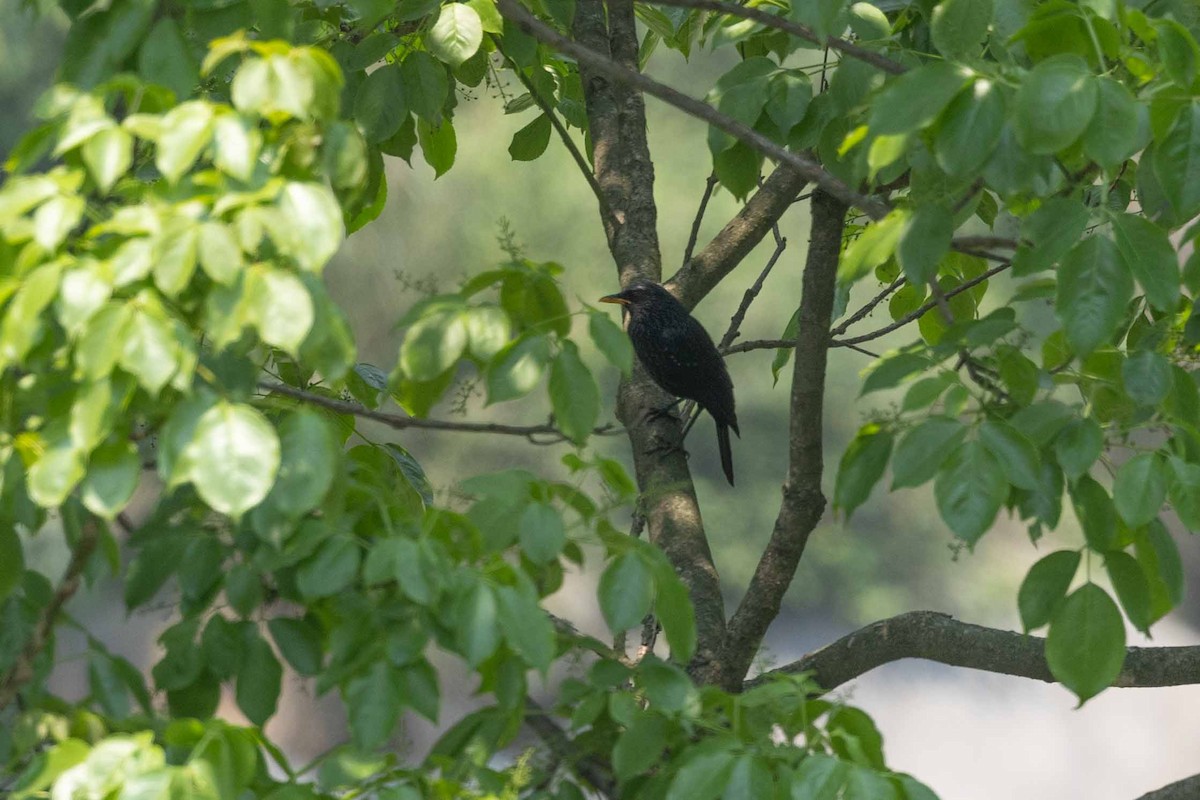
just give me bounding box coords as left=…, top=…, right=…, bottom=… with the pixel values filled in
left=4, top=2, right=1199, bottom=796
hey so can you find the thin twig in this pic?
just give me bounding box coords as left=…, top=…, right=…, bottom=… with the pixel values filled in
left=258, top=382, right=622, bottom=442
left=829, top=276, right=905, bottom=338
left=648, top=0, right=908, bottom=75
left=0, top=518, right=100, bottom=710
left=683, top=173, right=719, bottom=267
left=723, top=259, right=1013, bottom=354
left=493, top=36, right=620, bottom=231
left=718, top=224, right=786, bottom=350
left=495, top=0, right=893, bottom=220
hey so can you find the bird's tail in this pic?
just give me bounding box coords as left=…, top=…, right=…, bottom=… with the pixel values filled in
left=717, top=423, right=735, bottom=486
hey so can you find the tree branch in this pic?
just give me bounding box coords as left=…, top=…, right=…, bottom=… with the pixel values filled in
left=672, top=164, right=807, bottom=310
left=716, top=190, right=848, bottom=690
left=572, top=0, right=727, bottom=674
left=753, top=610, right=1200, bottom=694
left=648, top=0, right=908, bottom=76
left=257, top=382, right=620, bottom=442
left=1136, top=773, right=1200, bottom=800
left=0, top=517, right=100, bottom=711
left=495, top=0, right=891, bottom=221
left=525, top=700, right=616, bottom=797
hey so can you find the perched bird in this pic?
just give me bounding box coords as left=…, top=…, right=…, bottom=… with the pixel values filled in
left=600, top=279, right=740, bottom=486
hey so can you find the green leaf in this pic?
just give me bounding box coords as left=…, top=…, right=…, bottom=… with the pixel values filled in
left=891, top=416, right=965, bottom=489
left=652, top=561, right=697, bottom=661
left=1082, top=77, right=1142, bottom=169
left=274, top=182, right=345, bottom=273
left=185, top=402, right=281, bottom=518
left=869, top=62, right=971, bottom=136
left=549, top=341, right=600, bottom=445
left=1168, top=457, right=1200, bottom=531
left=1153, top=102, right=1200, bottom=221
left=519, top=502, right=566, bottom=564
left=296, top=537, right=361, bottom=599
left=345, top=661, right=400, bottom=749
left=1108, top=213, right=1178, bottom=312
left=1055, top=236, right=1132, bottom=356
left=613, top=714, right=668, bottom=782
left=896, top=205, right=953, bottom=286
left=931, top=0, right=993, bottom=58
left=1053, top=417, right=1103, bottom=480
left=0, top=527, right=23, bottom=605
left=428, top=3, right=483, bottom=67
left=1045, top=583, right=1125, bottom=704
left=354, top=64, right=408, bottom=143
left=197, top=222, right=244, bottom=285
left=237, top=632, right=283, bottom=725
left=934, top=440, right=1007, bottom=543
left=33, top=195, right=84, bottom=252
left=213, top=115, right=262, bottom=182
left=264, top=409, right=338, bottom=518
left=666, top=746, right=736, bottom=800
left=402, top=52, right=449, bottom=123
left=81, top=440, right=140, bottom=519
left=834, top=425, right=893, bottom=518
left=247, top=267, right=314, bottom=356
left=589, top=310, right=633, bottom=376
left=1156, top=17, right=1200, bottom=88
left=156, top=101, right=214, bottom=183
left=1138, top=519, right=1183, bottom=621
left=82, top=126, right=132, bottom=193
left=400, top=309, right=467, bottom=382
left=1015, top=55, right=1097, bottom=154
left=844, top=766, right=896, bottom=800
left=138, top=18, right=198, bottom=99
left=706, top=58, right=775, bottom=154
left=713, top=142, right=762, bottom=200
left=765, top=70, right=813, bottom=137
left=723, top=754, right=774, bottom=800
left=1011, top=198, right=1090, bottom=276
left=468, top=0, right=502, bottom=32
left=838, top=210, right=908, bottom=284
left=934, top=78, right=1004, bottom=176
left=508, top=114, right=552, bottom=162
left=28, top=437, right=86, bottom=508
left=791, top=753, right=847, bottom=800
left=496, top=582, right=556, bottom=671
left=599, top=552, right=654, bottom=632
left=457, top=581, right=500, bottom=666
left=979, top=420, right=1040, bottom=490
left=1070, top=474, right=1116, bottom=551
left=268, top=617, right=323, bottom=676
left=417, top=118, right=457, bottom=177
left=1121, top=351, right=1171, bottom=408
left=120, top=304, right=178, bottom=395
left=224, top=563, right=263, bottom=616
left=1105, top=550, right=1151, bottom=634
left=486, top=333, right=550, bottom=403
left=57, top=265, right=111, bottom=340
left=153, top=220, right=199, bottom=297
left=125, top=535, right=185, bottom=609
left=59, top=0, right=155, bottom=88
left=1113, top=453, right=1167, bottom=528
left=1017, top=549, right=1080, bottom=631
left=464, top=305, right=512, bottom=361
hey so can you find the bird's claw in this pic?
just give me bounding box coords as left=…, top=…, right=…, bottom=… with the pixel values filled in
left=642, top=398, right=684, bottom=425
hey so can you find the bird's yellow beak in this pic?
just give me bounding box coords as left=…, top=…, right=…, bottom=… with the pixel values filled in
left=599, top=293, right=629, bottom=305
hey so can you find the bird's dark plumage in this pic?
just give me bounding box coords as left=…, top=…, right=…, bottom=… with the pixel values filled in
left=600, top=280, right=739, bottom=485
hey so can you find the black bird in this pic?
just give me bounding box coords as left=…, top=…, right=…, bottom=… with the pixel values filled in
left=600, top=279, right=739, bottom=486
